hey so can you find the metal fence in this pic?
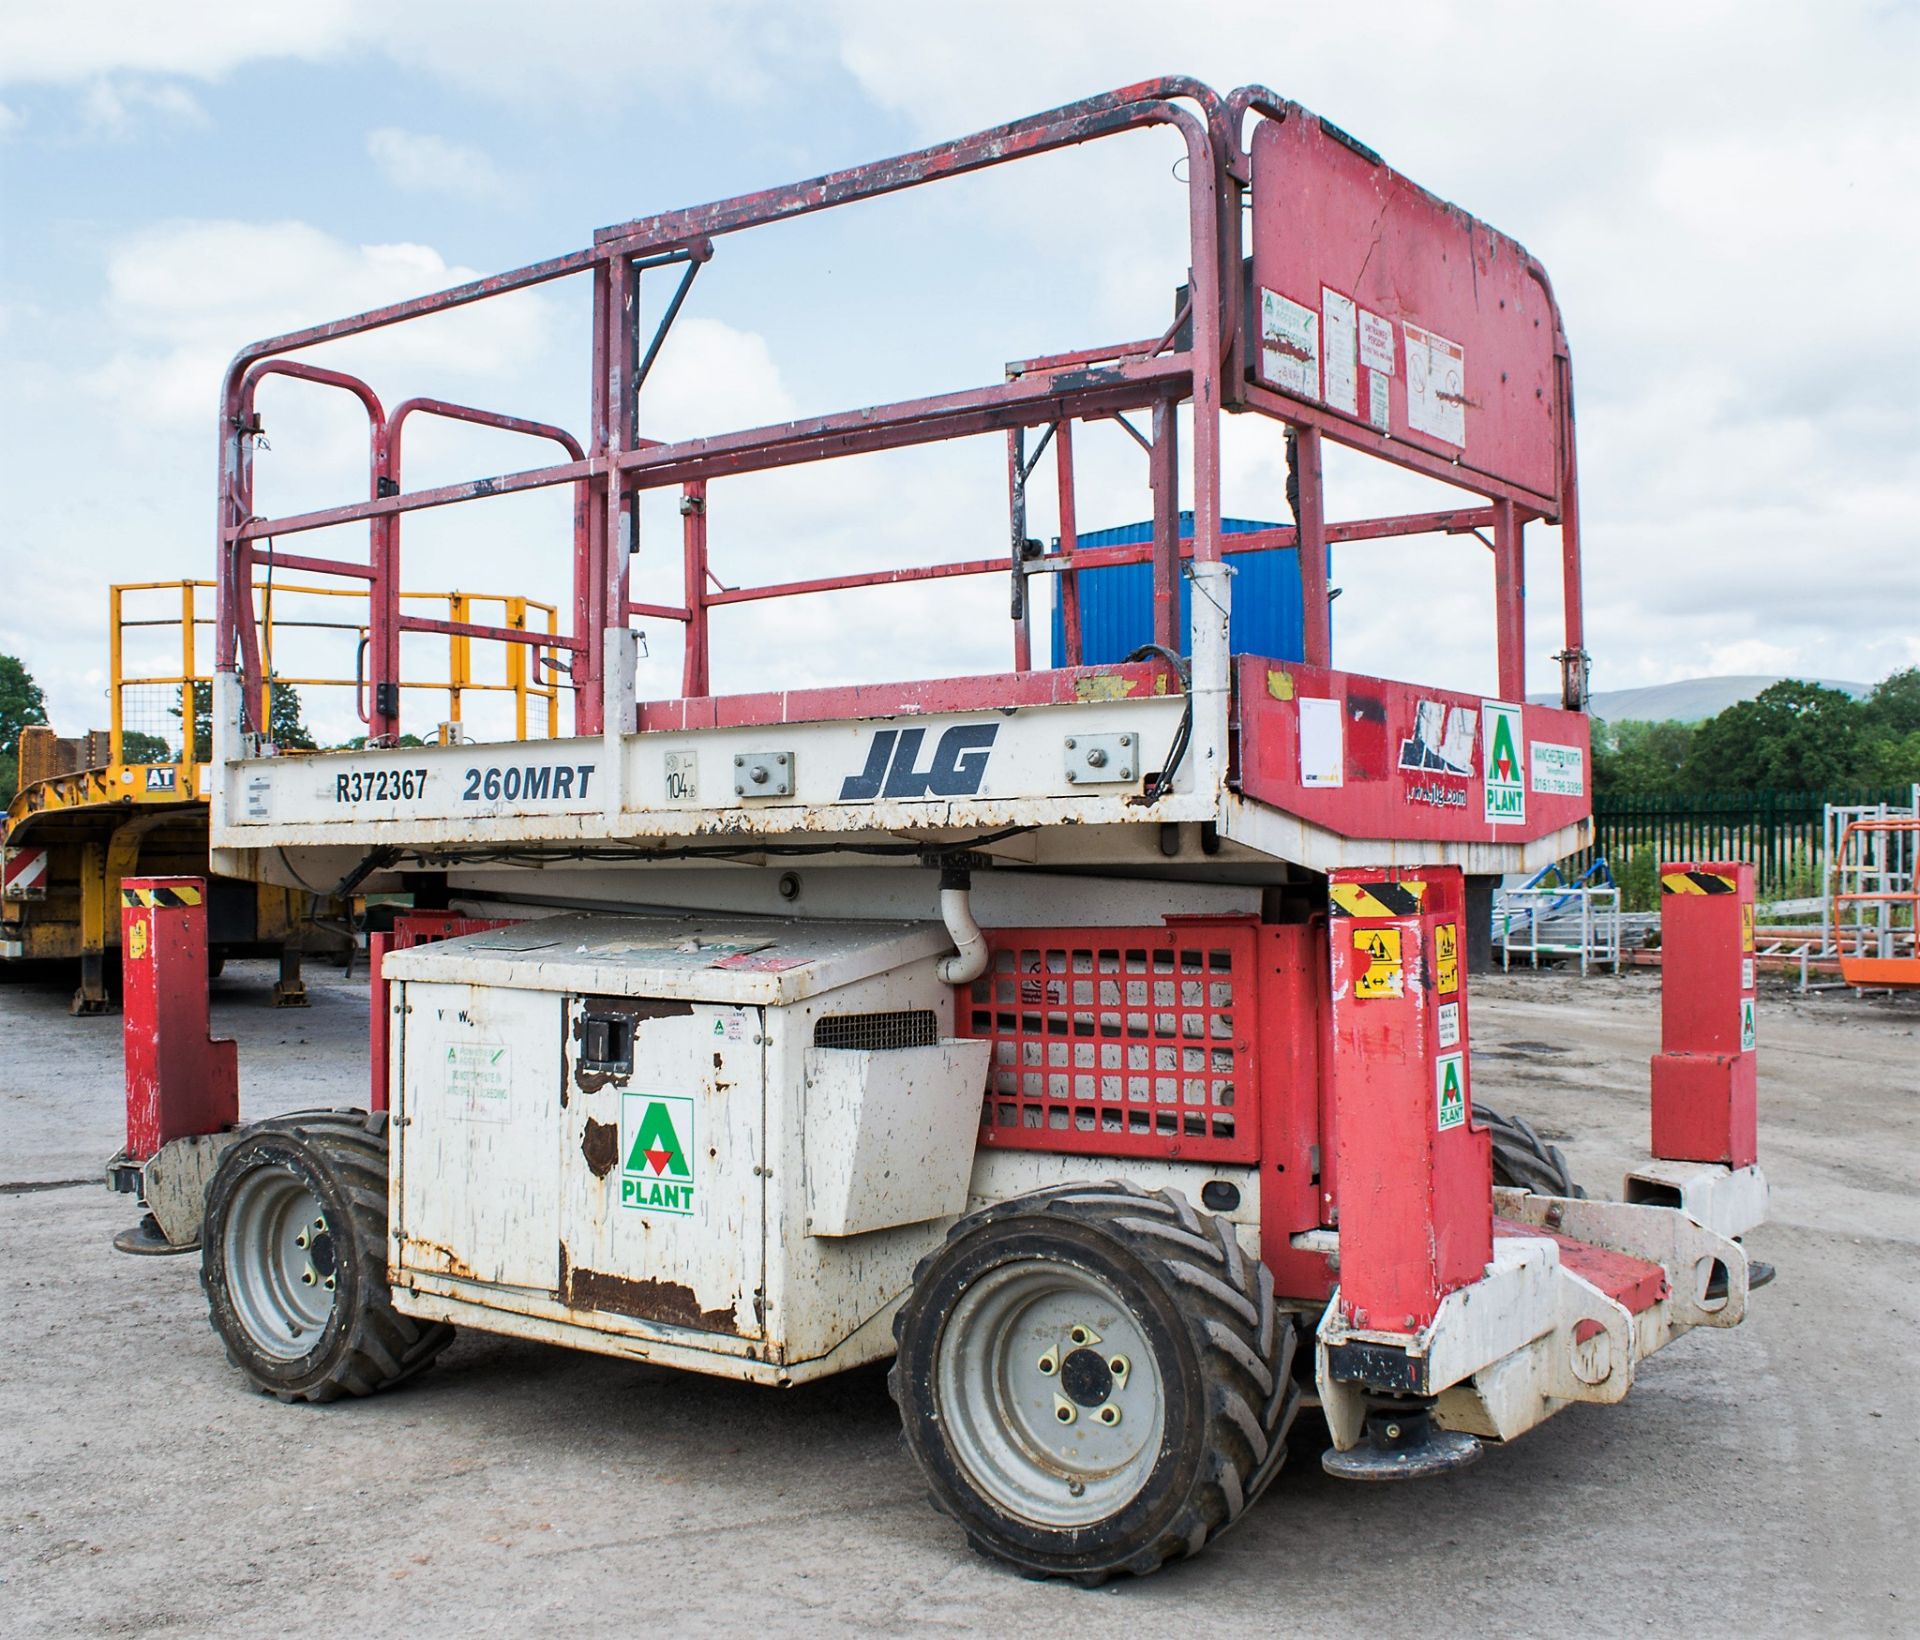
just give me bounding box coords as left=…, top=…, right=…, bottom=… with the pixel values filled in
left=1575, top=787, right=1919, bottom=904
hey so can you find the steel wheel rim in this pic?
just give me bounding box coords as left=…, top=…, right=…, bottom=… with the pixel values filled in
left=935, top=1259, right=1166, bottom=1529
left=223, top=1166, right=336, bottom=1360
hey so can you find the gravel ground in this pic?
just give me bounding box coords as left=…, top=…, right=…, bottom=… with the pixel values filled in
left=2, top=957, right=1915, bottom=1637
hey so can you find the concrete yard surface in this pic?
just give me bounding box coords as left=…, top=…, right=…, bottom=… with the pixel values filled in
left=2, top=959, right=1916, bottom=1637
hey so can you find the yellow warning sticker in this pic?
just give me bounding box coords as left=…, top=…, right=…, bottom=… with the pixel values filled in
left=1354, top=927, right=1404, bottom=998
left=1661, top=870, right=1735, bottom=896
left=126, top=918, right=149, bottom=962
left=1742, top=903, right=1754, bottom=953
left=1435, top=922, right=1460, bottom=995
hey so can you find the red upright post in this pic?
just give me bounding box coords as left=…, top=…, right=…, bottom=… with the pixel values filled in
left=1651, top=862, right=1758, bottom=1167
left=1326, top=866, right=1492, bottom=1333
left=121, top=876, right=238, bottom=1160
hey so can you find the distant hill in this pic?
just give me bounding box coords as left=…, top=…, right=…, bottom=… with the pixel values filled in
left=1528, top=675, right=1870, bottom=724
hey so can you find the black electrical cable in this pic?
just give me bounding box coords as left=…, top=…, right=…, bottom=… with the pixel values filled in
left=1122, top=642, right=1193, bottom=803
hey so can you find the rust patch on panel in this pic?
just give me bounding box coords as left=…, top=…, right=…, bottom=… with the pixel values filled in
left=402, top=1237, right=480, bottom=1282
left=558, top=1241, right=740, bottom=1334
left=580, top=1118, right=620, bottom=1179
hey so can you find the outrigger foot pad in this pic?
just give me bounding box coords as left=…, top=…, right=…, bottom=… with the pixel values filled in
left=112, top=1213, right=197, bottom=1257
left=1322, top=1404, right=1483, bottom=1482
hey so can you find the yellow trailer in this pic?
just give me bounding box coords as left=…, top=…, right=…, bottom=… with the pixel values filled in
left=2, top=579, right=563, bottom=1012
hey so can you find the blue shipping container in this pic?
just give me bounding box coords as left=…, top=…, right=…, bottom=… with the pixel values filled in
left=1048, top=513, right=1320, bottom=668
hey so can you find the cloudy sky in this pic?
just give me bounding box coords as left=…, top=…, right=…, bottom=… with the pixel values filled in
left=1, top=1, right=1914, bottom=743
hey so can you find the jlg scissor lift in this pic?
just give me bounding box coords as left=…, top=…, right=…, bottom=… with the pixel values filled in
left=110, top=81, right=1769, bottom=1582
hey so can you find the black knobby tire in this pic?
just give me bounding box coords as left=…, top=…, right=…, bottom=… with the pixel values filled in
left=889, top=1180, right=1300, bottom=1582
left=201, top=1109, right=454, bottom=1403
left=1478, top=1102, right=1585, bottom=1198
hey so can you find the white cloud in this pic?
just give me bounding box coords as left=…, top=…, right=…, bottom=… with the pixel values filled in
left=80, top=77, right=209, bottom=138
left=0, top=100, right=22, bottom=137
left=0, top=2, right=822, bottom=105
left=366, top=127, right=512, bottom=201
left=83, top=219, right=556, bottom=435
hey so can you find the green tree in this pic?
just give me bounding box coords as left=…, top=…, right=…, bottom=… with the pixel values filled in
left=1859, top=667, right=1920, bottom=736
left=175, top=678, right=316, bottom=758
left=0, top=653, right=50, bottom=797
left=120, top=730, right=173, bottom=763
left=1592, top=718, right=1696, bottom=796
left=1683, top=680, right=1863, bottom=791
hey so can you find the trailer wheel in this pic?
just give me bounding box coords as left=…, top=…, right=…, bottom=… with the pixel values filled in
left=1478, top=1102, right=1585, bottom=1198
left=200, top=1110, right=453, bottom=1403
left=890, top=1181, right=1299, bottom=1583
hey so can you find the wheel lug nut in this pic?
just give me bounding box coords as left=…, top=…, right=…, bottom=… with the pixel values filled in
left=1098, top=1405, right=1121, bottom=1427
left=1053, top=1394, right=1077, bottom=1425
left=1037, top=1348, right=1059, bottom=1376
left=1109, top=1355, right=1129, bottom=1380
left=1069, top=1326, right=1089, bottom=1346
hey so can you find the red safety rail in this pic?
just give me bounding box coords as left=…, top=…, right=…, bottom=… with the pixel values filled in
left=214, top=78, right=1590, bottom=757
left=962, top=922, right=1261, bottom=1163
left=368, top=912, right=514, bottom=1110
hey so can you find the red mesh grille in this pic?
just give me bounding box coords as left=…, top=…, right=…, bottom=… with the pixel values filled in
left=962, top=924, right=1259, bottom=1161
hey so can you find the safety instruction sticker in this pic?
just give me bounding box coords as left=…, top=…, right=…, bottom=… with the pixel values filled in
left=1436, top=1053, right=1467, bottom=1130
left=1322, top=287, right=1358, bottom=416
left=1437, top=1000, right=1460, bottom=1049
left=1404, top=322, right=1467, bottom=447
left=621, top=1092, right=696, bottom=1215
left=1742, top=903, right=1755, bottom=952
left=1367, top=368, right=1390, bottom=431
left=1435, top=922, right=1460, bottom=994
left=1354, top=927, right=1404, bottom=998
left=446, top=1044, right=511, bottom=1122
left=1741, top=998, right=1756, bottom=1053
left=1261, top=288, right=1320, bottom=400
left=1482, top=702, right=1527, bottom=825
left=1742, top=957, right=1755, bottom=991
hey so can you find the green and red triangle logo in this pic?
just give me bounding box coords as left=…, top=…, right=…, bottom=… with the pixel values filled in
left=626, top=1100, right=691, bottom=1178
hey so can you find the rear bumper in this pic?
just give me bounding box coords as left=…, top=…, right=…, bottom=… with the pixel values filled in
left=1317, top=1165, right=1768, bottom=1451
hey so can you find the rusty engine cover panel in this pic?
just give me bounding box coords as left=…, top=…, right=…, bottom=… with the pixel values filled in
left=1249, top=113, right=1562, bottom=504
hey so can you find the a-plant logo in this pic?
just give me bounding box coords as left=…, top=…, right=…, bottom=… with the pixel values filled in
left=1481, top=702, right=1526, bottom=826
left=620, top=1092, right=696, bottom=1215
left=1435, top=1052, right=1467, bottom=1131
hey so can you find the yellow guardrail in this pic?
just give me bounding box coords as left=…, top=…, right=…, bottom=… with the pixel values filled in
left=110, top=580, right=564, bottom=788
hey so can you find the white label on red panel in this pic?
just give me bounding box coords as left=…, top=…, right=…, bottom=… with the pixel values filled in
left=1359, top=309, right=1396, bottom=374
left=1260, top=288, right=1320, bottom=400
left=1437, top=1000, right=1460, bottom=1049
left=1298, top=697, right=1344, bottom=789
left=1367, top=368, right=1390, bottom=431
left=1742, top=957, right=1755, bottom=991
left=1321, top=287, right=1358, bottom=415
left=1405, top=322, right=1467, bottom=447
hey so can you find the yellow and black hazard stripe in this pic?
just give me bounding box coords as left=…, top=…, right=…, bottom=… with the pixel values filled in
left=121, top=883, right=204, bottom=909
left=1661, top=870, right=1735, bottom=896
left=1329, top=880, right=1427, bottom=918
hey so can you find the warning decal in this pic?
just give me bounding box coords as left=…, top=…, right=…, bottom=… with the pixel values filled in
left=1330, top=880, right=1428, bottom=918
left=1662, top=870, right=1736, bottom=896
left=120, top=882, right=204, bottom=908
left=1354, top=927, right=1404, bottom=999
left=1435, top=1053, right=1467, bottom=1131
left=1435, top=922, right=1460, bottom=995
left=1437, top=1000, right=1460, bottom=1049
left=1742, top=903, right=1755, bottom=952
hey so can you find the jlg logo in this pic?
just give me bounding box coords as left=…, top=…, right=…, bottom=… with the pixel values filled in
left=840, top=724, right=998, bottom=801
